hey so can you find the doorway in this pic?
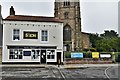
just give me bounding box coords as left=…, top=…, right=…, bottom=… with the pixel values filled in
left=41, top=50, right=46, bottom=64
left=57, top=52, right=61, bottom=64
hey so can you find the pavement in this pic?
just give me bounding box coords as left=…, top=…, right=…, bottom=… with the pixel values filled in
left=0, top=63, right=119, bottom=69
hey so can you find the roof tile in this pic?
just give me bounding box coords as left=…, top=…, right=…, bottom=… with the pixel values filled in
left=4, top=15, right=63, bottom=23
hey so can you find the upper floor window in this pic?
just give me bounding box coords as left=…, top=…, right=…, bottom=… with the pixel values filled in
left=64, top=0, right=70, bottom=6
left=64, top=12, right=69, bottom=19
left=41, top=30, right=48, bottom=42
left=13, top=29, right=20, bottom=41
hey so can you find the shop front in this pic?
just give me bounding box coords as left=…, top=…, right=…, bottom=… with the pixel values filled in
left=6, top=45, right=62, bottom=64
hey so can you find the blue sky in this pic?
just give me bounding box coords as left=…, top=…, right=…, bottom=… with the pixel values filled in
left=0, top=0, right=119, bottom=34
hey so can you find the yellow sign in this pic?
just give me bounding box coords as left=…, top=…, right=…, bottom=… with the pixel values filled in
left=92, top=52, right=99, bottom=58
left=23, top=31, right=38, bottom=39
left=25, top=33, right=37, bottom=38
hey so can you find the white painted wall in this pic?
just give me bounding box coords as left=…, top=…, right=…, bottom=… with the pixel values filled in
left=3, top=20, right=63, bottom=63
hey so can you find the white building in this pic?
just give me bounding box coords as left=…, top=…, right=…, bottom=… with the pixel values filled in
left=2, top=6, right=63, bottom=64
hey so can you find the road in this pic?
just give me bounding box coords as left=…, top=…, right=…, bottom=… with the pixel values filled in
left=0, top=65, right=119, bottom=80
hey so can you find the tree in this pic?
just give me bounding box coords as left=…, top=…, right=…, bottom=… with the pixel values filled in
left=89, top=33, right=101, bottom=48
left=100, top=30, right=118, bottom=38
left=89, top=30, right=119, bottom=52
left=95, top=38, right=118, bottom=52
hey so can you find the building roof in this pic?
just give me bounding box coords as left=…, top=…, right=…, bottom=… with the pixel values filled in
left=4, top=15, right=63, bottom=23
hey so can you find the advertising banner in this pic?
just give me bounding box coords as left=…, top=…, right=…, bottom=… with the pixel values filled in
left=71, top=52, right=83, bottom=58
left=100, top=54, right=111, bottom=58
left=92, top=52, right=99, bottom=58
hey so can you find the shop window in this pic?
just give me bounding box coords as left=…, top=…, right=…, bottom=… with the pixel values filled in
left=13, top=29, right=20, bottom=41
left=41, top=30, right=48, bottom=42
left=9, top=49, right=23, bottom=59
left=47, top=50, right=55, bottom=59
left=31, top=50, right=39, bottom=59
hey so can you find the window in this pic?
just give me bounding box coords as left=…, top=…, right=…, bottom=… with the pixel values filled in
left=47, top=50, right=55, bottom=59
left=41, top=30, right=48, bottom=41
left=64, top=12, right=69, bottom=19
left=9, top=49, right=23, bottom=59
left=63, top=25, right=72, bottom=41
left=31, top=50, right=39, bottom=59
left=13, top=29, right=20, bottom=41
left=64, top=0, right=70, bottom=6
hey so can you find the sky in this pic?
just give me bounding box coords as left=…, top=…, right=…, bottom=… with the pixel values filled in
left=0, top=0, right=119, bottom=34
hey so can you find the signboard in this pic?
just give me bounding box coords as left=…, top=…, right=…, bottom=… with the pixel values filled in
left=100, top=54, right=111, bottom=58
left=71, top=52, right=83, bottom=58
left=92, top=52, right=99, bottom=58
left=23, top=51, right=31, bottom=56
left=23, top=31, right=38, bottom=39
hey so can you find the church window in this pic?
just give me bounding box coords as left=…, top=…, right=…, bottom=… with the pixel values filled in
left=64, top=12, right=69, bottom=19
left=63, top=25, right=71, bottom=41
left=64, top=0, right=70, bottom=6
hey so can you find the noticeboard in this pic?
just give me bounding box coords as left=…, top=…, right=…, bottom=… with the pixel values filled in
left=92, top=52, right=99, bottom=58
left=71, top=52, right=83, bottom=58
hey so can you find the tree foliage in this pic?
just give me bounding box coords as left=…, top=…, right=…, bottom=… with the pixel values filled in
left=89, top=30, right=119, bottom=52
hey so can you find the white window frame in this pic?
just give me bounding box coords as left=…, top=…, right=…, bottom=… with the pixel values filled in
left=40, top=30, right=49, bottom=43
left=12, top=29, right=20, bottom=41
left=9, top=49, right=23, bottom=59
left=47, top=50, right=55, bottom=59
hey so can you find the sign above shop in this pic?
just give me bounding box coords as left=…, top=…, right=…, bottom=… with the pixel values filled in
left=23, top=31, right=38, bottom=39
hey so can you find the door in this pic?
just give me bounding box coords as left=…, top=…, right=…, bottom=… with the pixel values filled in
left=57, top=52, right=61, bottom=64
left=41, top=50, right=46, bottom=64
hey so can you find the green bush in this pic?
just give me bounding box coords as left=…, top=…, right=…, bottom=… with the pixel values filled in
left=64, top=52, right=71, bottom=58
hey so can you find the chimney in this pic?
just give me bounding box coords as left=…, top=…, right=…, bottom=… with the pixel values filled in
left=10, top=6, right=15, bottom=15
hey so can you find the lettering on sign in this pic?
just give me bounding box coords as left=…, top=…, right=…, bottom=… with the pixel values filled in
left=23, top=31, right=38, bottom=39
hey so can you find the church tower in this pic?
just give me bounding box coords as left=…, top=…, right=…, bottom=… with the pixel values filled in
left=54, top=0, right=82, bottom=51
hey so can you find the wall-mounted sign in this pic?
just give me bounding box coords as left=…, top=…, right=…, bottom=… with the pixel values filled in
left=23, top=31, right=38, bottom=39
left=100, top=54, right=111, bottom=58
left=71, top=52, right=83, bottom=58
left=92, top=52, right=99, bottom=58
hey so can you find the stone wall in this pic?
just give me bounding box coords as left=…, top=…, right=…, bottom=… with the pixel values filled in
left=82, top=32, right=91, bottom=49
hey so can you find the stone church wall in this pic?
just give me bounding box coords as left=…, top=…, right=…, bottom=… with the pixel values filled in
left=82, top=32, right=91, bottom=49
